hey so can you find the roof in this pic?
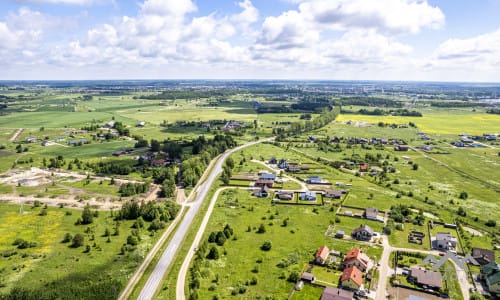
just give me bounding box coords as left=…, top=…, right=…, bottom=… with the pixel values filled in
left=409, top=267, right=443, bottom=288
left=255, top=179, right=274, bottom=184
left=472, top=247, right=495, bottom=264
left=259, top=173, right=276, bottom=180
left=481, top=261, right=500, bottom=284
left=301, top=272, right=315, bottom=281
left=315, top=245, right=330, bottom=261
left=436, top=232, right=456, bottom=241
left=344, top=248, right=370, bottom=267
left=365, top=207, right=378, bottom=218
left=321, top=287, right=354, bottom=300
left=341, top=266, right=363, bottom=287
left=352, top=224, right=374, bottom=235
left=325, top=190, right=343, bottom=197
left=407, top=296, right=430, bottom=300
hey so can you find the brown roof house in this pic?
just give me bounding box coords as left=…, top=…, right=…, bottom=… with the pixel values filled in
left=341, top=266, right=363, bottom=290
left=351, top=225, right=374, bottom=241
left=472, top=247, right=495, bottom=265
left=324, top=190, right=343, bottom=199
left=321, top=287, right=354, bottom=300
left=253, top=186, right=270, bottom=198
left=315, top=245, right=330, bottom=265
left=408, top=267, right=443, bottom=290
left=255, top=179, right=274, bottom=188
left=276, top=191, right=294, bottom=200
left=341, top=248, right=371, bottom=272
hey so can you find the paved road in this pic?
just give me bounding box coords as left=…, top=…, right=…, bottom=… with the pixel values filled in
left=136, top=138, right=269, bottom=300
left=176, top=187, right=233, bottom=300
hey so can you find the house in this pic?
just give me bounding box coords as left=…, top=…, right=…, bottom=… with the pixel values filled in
left=255, top=179, right=274, bottom=188
left=335, top=230, right=345, bottom=238
left=253, top=186, right=270, bottom=198
left=324, top=190, right=343, bottom=199
left=472, top=248, right=495, bottom=265
left=259, top=173, right=276, bottom=180
left=340, top=266, right=363, bottom=290
left=315, top=245, right=330, bottom=265
left=103, top=121, right=115, bottom=128
left=136, top=121, right=145, bottom=127
left=351, top=225, right=374, bottom=241
left=221, top=120, right=243, bottom=131
left=341, top=248, right=371, bottom=272
left=299, top=191, right=317, bottom=201
left=301, top=272, right=315, bottom=283
left=321, top=287, right=354, bottom=300
left=269, top=157, right=277, bottom=164
left=480, top=262, right=500, bottom=294
left=287, top=163, right=300, bottom=173
left=364, top=208, right=379, bottom=221
left=307, top=176, right=323, bottom=184
left=151, top=159, right=168, bottom=167
left=276, top=191, right=294, bottom=200
left=408, top=267, right=443, bottom=290
left=278, top=159, right=289, bottom=169
left=435, top=232, right=457, bottom=250
left=359, top=164, right=369, bottom=172
left=394, top=145, right=410, bottom=151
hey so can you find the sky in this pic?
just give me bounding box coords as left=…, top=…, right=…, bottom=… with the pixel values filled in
left=1, top=0, right=500, bottom=82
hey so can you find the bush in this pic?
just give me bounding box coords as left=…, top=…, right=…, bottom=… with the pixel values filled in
left=485, top=220, right=496, bottom=227
left=261, top=240, right=272, bottom=251
left=206, top=246, right=219, bottom=260
left=62, top=233, right=72, bottom=243
left=287, top=271, right=300, bottom=282
left=71, top=234, right=84, bottom=248
left=127, top=235, right=138, bottom=246
left=257, top=224, right=266, bottom=234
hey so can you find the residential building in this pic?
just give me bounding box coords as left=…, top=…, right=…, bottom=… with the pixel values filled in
left=278, top=159, right=288, bottom=169
left=276, top=191, right=293, bottom=200
left=341, top=248, right=371, bottom=272
left=259, top=173, right=276, bottom=180
left=351, top=225, right=374, bottom=241
left=364, top=208, right=378, bottom=221
left=287, top=163, right=300, bottom=172
left=471, top=248, right=495, bottom=265
left=324, top=190, right=343, bottom=199
left=321, top=287, right=354, bottom=300
left=480, top=262, right=500, bottom=294
left=307, top=176, right=323, bottom=184
left=253, top=186, right=269, bottom=198
left=435, top=232, right=457, bottom=250
left=315, top=245, right=330, bottom=265
left=299, top=191, right=317, bottom=201
left=341, top=266, right=363, bottom=290
left=408, top=267, right=443, bottom=290
left=255, top=179, right=274, bottom=188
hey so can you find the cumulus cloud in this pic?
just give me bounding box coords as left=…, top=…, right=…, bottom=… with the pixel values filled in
left=428, top=28, right=500, bottom=70
left=299, top=0, right=444, bottom=34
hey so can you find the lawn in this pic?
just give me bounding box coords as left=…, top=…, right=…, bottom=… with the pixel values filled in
left=333, top=215, right=385, bottom=236
left=290, top=284, right=324, bottom=300
left=0, top=202, right=170, bottom=299
left=389, top=223, right=431, bottom=250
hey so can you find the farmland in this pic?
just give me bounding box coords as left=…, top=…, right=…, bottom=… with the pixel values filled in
left=0, top=81, right=499, bottom=300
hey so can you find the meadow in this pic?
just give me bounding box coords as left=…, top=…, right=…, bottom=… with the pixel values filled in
left=0, top=202, right=168, bottom=299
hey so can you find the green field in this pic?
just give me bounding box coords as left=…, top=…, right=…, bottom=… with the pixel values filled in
left=190, top=188, right=382, bottom=299
left=0, top=202, right=170, bottom=299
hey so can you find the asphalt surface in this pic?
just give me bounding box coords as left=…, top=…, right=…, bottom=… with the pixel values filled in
left=137, top=138, right=267, bottom=300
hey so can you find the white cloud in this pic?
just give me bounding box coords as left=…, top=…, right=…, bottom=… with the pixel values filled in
left=140, top=0, right=197, bottom=17
left=426, top=28, right=500, bottom=74
left=16, top=0, right=113, bottom=5
left=299, top=0, right=444, bottom=34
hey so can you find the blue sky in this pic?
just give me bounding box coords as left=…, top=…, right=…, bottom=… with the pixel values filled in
left=1, top=0, right=499, bottom=81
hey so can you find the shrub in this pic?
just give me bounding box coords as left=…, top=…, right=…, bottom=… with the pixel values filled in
left=71, top=234, right=84, bottom=248
left=485, top=220, right=496, bottom=227
left=261, top=240, right=272, bottom=251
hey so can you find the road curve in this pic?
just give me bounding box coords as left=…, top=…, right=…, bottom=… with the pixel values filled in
left=136, top=138, right=270, bottom=300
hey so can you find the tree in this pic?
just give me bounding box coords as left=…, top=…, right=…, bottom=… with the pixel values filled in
left=457, top=207, right=467, bottom=217
left=287, top=271, right=300, bottom=282
left=412, top=163, right=419, bottom=170
left=257, top=224, right=266, bottom=234
left=206, top=246, right=220, bottom=260
left=261, top=240, right=272, bottom=251
left=71, top=233, right=84, bottom=248
left=459, top=191, right=468, bottom=200
left=81, top=205, right=93, bottom=225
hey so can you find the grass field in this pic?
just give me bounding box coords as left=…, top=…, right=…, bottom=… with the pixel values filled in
left=336, top=111, right=500, bottom=135
left=191, top=188, right=382, bottom=299
left=0, top=202, right=167, bottom=299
